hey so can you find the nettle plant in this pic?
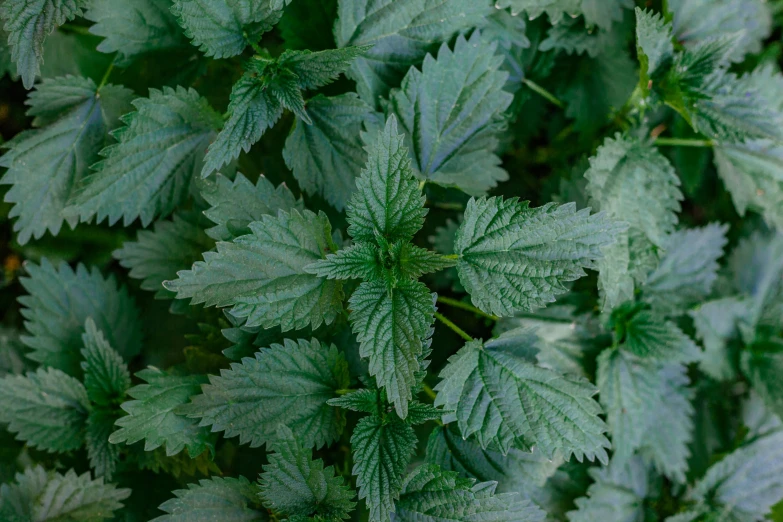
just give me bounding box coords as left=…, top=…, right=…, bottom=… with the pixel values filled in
left=1, top=0, right=783, bottom=521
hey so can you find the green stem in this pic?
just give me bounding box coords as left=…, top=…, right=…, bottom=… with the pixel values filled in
left=522, top=78, right=564, bottom=109
left=442, top=254, right=460, bottom=260
left=430, top=201, right=465, bottom=211
left=97, top=61, right=115, bottom=90
left=434, top=312, right=473, bottom=342
left=654, top=137, right=714, bottom=148
left=420, top=383, right=437, bottom=401
left=437, top=296, right=498, bottom=321
left=335, top=388, right=355, bottom=396
left=60, top=24, right=93, bottom=36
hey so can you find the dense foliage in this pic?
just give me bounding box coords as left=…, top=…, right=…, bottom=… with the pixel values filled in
left=1, top=0, right=783, bottom=520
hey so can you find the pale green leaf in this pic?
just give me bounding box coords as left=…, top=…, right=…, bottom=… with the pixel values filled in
left=455, top=197, right=623, bottom=317
left=259, top=425, right=355, bottom=518
left=586, top=134, right=683, bottom=311
left=182, top=338, right=349, bottom=449
left=306, top=242, right=381, bottom=281
left=349, top=279, right=435, bottom=418
left=0, top=0, right=85, bottom=88
left=741, top=341, right=783, bottom=422
left=165, top=209, right=344, bottom=331
left=387, top=32, right=512, bottom=194
left=85, top=0, right=188, bottom=64
left=0, top=466, right=129, bottom=522
left=199, top=172, right=303, bottom=241
left=435, top=338, right=610, bottom=461
left=688, top=430, right=783, bottom=521
left=114, top=213, right=213, bottom=298
left=278, top=45, right=370, bottom=90
left=0, top=76, right=133, bottom=244
left=567, top=457, right=649, bottom=522
left=66, top=86, right=222, bottom=227
left=496, top=0, right=631, bottom=30
left=426, top=425, right=563, bottom=495
left=351, top=414, right=417, bottom=522
left=0, top=367, right=89, bottom=452
left=635, top=8, right=674, bottom=84
left=172, top=0, right=288, bottom=58
left=396, top=464, right=546, bottom=522
left=283, top=93, right=372, bottom=210
left=109, top=368, right=212, bottom=457
left=690, top=297, right=753, bottom=381
left=152, top=476, right=267, bottom=522
left=19, top=259, right=142, bottom=375
left=334, top=0, right=492, bottom=103
left=597, top=350, right=693, bottom=482
left=669, top=0, right=772, bottom=62
left=643, top=223, right=728, bottom=314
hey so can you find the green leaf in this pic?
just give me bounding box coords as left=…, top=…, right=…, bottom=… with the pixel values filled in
left=283, top=93, right=371, bottom=210
left=66, top=86, right=222, bottom=227
left=396, top=464, right=546, bottom=522
left=334, top=0, right=492, bottom=103
left=152, top=476, right=267, bottom=522
left=86, top=409, right=122, bottom=481
left=165, top=209, right=344, bottom=331
left=19, top=259, right=142, bottom=375
left=497, top=0, right=631, bottom=30
left=114, top=213, right=214, bottom=298
left=0, top=367, right=89, bottom=452
left=80, top=318, right=131, bottom=407
left=351, top=414, right=417, bottom=522
left=741, top=341, right=783, bottom=421
left=278, top=46, right=370, bottom=90
left=200, top=71, right=283, bottom=178
left=586, top=134, right=683, bottom=311
left=200, top=172, right=303, bottom=242
left=435, top=338, right=610, bottom=461
left=597, top=350, right=694, bottom=482
left=567, top=457, right=649, bottom=522
left=346, top=115, right=427, bottom=243
left=0, top=0, right=85, bottom=88
left=635, top=8, right=674, bottom=87
left=729, top=230, right=783, bottom=332
left=172, top=0, right=288, bottom=58
left=387, top=32, right=513, bottom=195
left=621, top=310, right=701, bottom=363
left=643, top=224, right=728, bottom=314
left=0, top=465, right=130, bottom=522
left=689, top=297, right=753, bottom=381
left=455, top=197, right=623, bottom=317
left=182, top=338, right=348, bottom=449
left=109, top=368, right=212, bottom=457
left=714, top=140, right=783, bottom=230
left=306, top=242, right=381, bottom=281
left=327, top=388, right=380, bottom=415
left=687, top=430, right=783, bottom=521
left=259, top=425, right=355, bottom=519
left=426, top=425, right=563, bottom=495
left=669, top=0, right=772, bottom=62
left=0, top=76, right=134, bottom=244
left=84, top=0, right=188, bottom=65
left=349, top=279, right=435, bottom=418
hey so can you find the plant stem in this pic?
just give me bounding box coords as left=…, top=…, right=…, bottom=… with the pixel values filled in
left=654, top=137, right=713, bottom=148
left=434, top=312, right=473, bottom=342
left=442, top=254, right=460, bottom=260
left=437, top=296, right=498, bottom=321
left=60, top=24, right=93, bottom=36
left=97, top=62, right=115, bottom=90
left=420, top=382, right=437, bottom=401
left=522, top=78, right=564, bottom=109
left=335, top=389, right=355, bottom=396
left=430, top=202, right=464, bottom=211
